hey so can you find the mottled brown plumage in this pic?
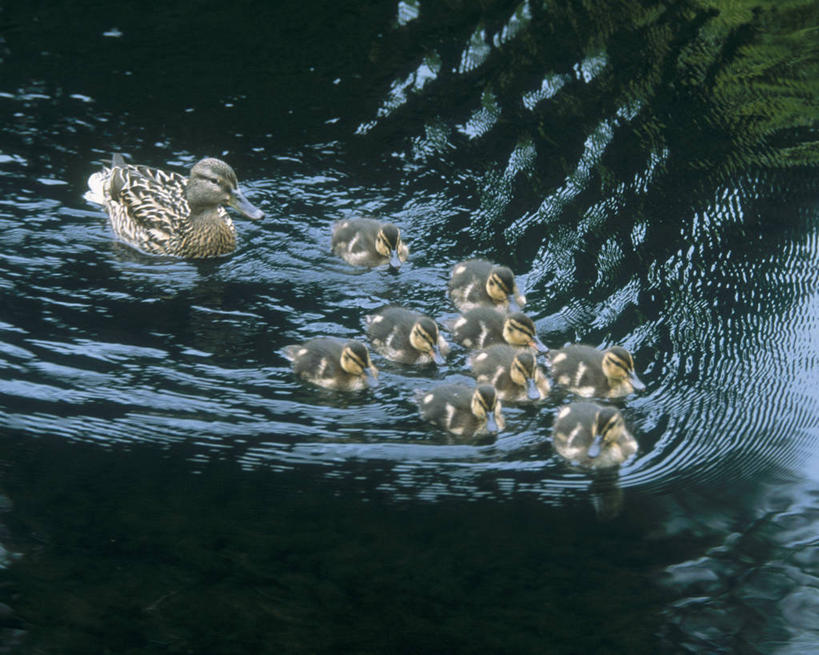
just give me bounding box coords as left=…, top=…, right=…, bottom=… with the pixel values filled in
left=86, top=155, right=263, bottom=258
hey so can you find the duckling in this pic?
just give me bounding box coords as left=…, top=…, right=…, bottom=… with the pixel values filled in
left=552, top=402, right=637, bottom=469
left=549, top=344, right=645, bottom=398
left=85, top=154, right=264, bottom=258
left=468, top=344, right=550, bottom=402
left=415, top=383, right=505, bottom=440
left=365, top=306, right=449, bottom=365
left=331, top=217, right=409, bottom=269
left=282, top=338, right=378, bottom=391
left=449, top=258, right=526, bottom=312
left=449, top=307, right=548, bottom=352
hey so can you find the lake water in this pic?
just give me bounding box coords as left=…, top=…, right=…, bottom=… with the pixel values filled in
left=1, top=1, right=818, bottom=653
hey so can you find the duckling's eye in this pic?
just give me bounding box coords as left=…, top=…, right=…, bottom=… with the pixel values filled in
left=342, top=352, right=361, bottom=371
left=509, top=322, right=532, bottom=339
left=489, top=274, right=511, bottom=294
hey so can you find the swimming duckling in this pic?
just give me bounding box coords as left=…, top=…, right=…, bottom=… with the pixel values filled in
left=282, top=338, right=378, bottom=390
left=449, top=258, right=526, bottom=312
left=331, top=217, right=409, bottom=269
left=365, top=306, right=449, bottom=365
left=415, top=383, right=505, bottom=440
left=552, top=402, right=637, bottom=469
left=85, top=154, right=264, bottom=258
left=549, top=344, right=645, bottom=398
left=449, top=307, right=548, bottom=352
left=468, top=344, right=550, bottom=402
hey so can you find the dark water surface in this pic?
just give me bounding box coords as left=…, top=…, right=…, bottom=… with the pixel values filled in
left=1, top=1, right=818, bottom=653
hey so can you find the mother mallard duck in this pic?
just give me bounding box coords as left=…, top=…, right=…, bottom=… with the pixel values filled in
left=85, top=154, right=264, bottom=258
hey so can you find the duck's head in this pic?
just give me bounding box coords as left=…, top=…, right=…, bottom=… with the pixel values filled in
left=187, top=158, right=264, bottom=219
left=502, top=312, right=548, bottom=352
left=471, top=384, right=502, bottom=434
left=587, top=406, right=627, bottom=458
left=602, top=346, right=645, bottom=392
left=486, top=266, right=526, bottom=311
left=340, top=340, right=379, bottom=385
left=409, top=317, right=445, bottom=364
left=510, top=350, right=541, bottom=400
left=375, top=223, right=404, bottom=269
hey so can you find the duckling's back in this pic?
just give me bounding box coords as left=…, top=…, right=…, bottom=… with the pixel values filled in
left=331, top=218, right=380, bottom=265
left=450, top=306, right=505, bottom=349
left=550, top=344, right=609, bottom=396
left=283, top=338, right=345, bottom=382
left=449, top=259, right=494, bottom=308
left=416, top=384, right=472, bottom=430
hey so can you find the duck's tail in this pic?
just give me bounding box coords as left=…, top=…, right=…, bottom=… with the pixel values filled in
left=83, top=171, right=107, bottom=206
left=84, top=154, right=126, bottom=206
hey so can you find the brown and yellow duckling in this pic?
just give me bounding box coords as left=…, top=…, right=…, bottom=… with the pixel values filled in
left=448, top=258, right=526, bottom=312
left=331, top=217, right=409, bottom=269
left=282, top=338, right=378, bottom=391
left=468, top=344, right=550, bottom=403
left=552, top=402, right=637, bottom=469
left=415, top=383, right=505, bottom=440
left=549, top=344, right=644, bottom=398
left=449, top=307, right=548, bottom=352
left=85, top=154, right=263, bottom=258
left=365, top=306, right=449, bottom=365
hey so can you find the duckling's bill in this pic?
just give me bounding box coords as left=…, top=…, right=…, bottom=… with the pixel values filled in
left=586, top=434, right=604, bottom=458
left=388, top=248, right=403, bottom=269
left=629, top=370, right=646, bottom=391
left=485, top=409, right=500, bottom=434
left=431, top=344, right=445, bottom=365
left=530, top=335, right=548, bottom=352
left=526, top=377, right=541, bottom=400
left=365, top=364, right=379, bottom=386
left=508, top=292, right=526, bottom=313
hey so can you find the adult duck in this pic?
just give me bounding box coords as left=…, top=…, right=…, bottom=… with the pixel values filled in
left=85, top=154, right=263, bottom=257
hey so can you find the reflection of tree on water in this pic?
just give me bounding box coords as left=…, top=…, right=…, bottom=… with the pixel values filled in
left=356, top=0, right=819, bottom=267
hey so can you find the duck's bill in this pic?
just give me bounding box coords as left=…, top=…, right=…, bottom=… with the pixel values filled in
left=388, top=249, right=403, bottom=269
left=485, top=411, right=499, bottom=434
left=431, top=345, right=445, bottom=365
left=230, top=188, right=264, bottom=219
left=526, top=377, right=541, bottom=400
left=629, top=371, right=646, bottom=392
left=529, top=336, right=549, bottom=353
left=587, top=434, right=603, bottom=459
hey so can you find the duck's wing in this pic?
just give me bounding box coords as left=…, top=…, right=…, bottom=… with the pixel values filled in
left=107, top=164, right=190, bottom=234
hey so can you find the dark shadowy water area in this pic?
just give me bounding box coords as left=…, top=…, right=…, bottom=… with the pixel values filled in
left=0, top=0, right=818, bottom=653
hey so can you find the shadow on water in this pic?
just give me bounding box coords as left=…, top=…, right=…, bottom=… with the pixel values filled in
left=1, top=0, right=818, bottom=652
left=0, top=435, right=714, bottom=654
